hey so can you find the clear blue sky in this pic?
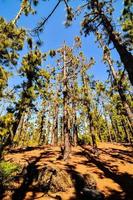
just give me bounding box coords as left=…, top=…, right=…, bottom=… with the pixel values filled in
left=0, top=0, right=123, bottom=87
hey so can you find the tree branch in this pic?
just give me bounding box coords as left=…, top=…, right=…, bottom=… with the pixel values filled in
left=12, top=0, right=28, bottom=25
left=32, top=0, right=62, bottom=34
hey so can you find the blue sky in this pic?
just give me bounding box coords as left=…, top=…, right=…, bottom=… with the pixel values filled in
left=0, top=0, right=123, bottom=86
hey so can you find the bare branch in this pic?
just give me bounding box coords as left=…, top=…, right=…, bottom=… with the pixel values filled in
left=32, top=0, right=62, bottom=34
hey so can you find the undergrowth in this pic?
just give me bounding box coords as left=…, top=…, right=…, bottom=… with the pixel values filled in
left=0, top=160, right=21, bottom=186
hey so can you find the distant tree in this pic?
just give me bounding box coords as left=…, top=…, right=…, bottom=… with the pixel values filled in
left=80, top=59, right=98, bottom=149
left=95, top=32, right=133, bottom=130
left=13, top=48, right=47, bottom=145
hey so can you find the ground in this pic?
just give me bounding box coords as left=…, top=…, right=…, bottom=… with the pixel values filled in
left=1, top=142, right=133, bottom=200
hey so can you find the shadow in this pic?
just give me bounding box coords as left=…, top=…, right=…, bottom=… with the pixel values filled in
left=11, top=151, right=52, bottom=200
left=111, top=153, right=133, bottom=164
left=8, top=146, right=46, bottom=154
left=110, top=148, right=133, bottom=157
left=100, top=147, right=133, bottom=157
left=65, top=164, right=104, bottom=200
left=120, top=143, right=133, bottom=148
left=0, top=184, right=4, bottom=199
left=0, top=150, right=55, bottom=200
left=81, top=147, right=133, bottom=200
left=105, top=188, right=124, bottom=200
left=98, top=147, right=133, bottom=164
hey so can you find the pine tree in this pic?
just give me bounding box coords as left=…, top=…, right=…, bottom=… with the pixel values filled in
left=80, top=0, right=133, bottom=85
left=120, top=0, right=133, bottom=50
left=13, top=48, right=46, bottom=145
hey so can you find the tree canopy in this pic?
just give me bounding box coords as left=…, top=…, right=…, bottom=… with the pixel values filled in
left=0, top=0, right=132, bottom=160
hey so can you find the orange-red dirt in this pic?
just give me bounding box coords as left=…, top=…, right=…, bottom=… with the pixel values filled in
left=2, top=142, right=133, bottom=200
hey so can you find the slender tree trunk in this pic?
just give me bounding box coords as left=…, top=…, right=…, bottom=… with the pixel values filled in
left=102, top=101, right=112, bottom=142
left=125, top=117, right=133, bottom=140
left=108, top=57, right=133, bottom=129
left=51, top=103, right=58, bottom=146
left=21, top=111, right=29, bottom=146
left=14, top=111, right=25, bottom=145
left=104, top=113, right=112, bottom=142
left=102, top=15, right=133, bottom=85
left=73, top=117, right=78, bottom=146
left=63, top=93, right=71, bottom=159
left=97, top=32, right=133, bottom=129
left=63, top=46, right=71, bottom=160
left=81, top=69, right=97, bottom=148
left=93, top=0, right=133, bottom=85
left=89, top=113, right=97, bottom=148
left=110, top=114, right=118, bottom=142
left=60, top=116, right=64, bottom=145
left=73, top=104, right=78, bottom=146
left=38, top=109, right=46, bottom=145
left=121, top=116, right=131, bottom=143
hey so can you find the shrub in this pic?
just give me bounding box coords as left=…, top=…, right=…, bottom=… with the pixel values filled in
left=0, top=160, right=21, bottom=186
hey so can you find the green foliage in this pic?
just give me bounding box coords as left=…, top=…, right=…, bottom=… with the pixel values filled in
left=78, top=133, right=91, bottom=145
left=0, top=1, right=132, bottom=148
left=0, top=66, right=10, bottom=98
left=0, top=17, right=26, bottom=66
left=0, top=161, right=21, bottom=185
left=65, top=6, right=74, bottom=27
left=0, top=113, right=14, bottom=137
left=16, top=49, right=44, bottom=111
left=120, top=0, right=133, bottom=49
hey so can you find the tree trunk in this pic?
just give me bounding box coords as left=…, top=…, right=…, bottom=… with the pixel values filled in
left=121, top=116, right=131, bottom=143
left=107, top=56, right=133, bottom=129
left=97, top=30, right=133, bottom=129
left=94, top=0, right=133, bottom=85
left=60, top=116, right=64, bottom=145
left=110, top=114, right=118, bottom=142
left=63, top=92, right=71, bottom=160
left=38, top=109, right=46, bottom=145
left=51, top=103, right=58, bottom=146
left=89, top=114, right=97, bottom=149
left=73, top=104, right=78, bottom=147
left=14, top=111, right=25, bottom=145
left=102, top=15, right=133, bottom=85
left=102, top=101, right=112, bottom=142
left=63, top=46, right=71, bottom=160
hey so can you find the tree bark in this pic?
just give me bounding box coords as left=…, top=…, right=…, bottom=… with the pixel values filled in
left=14, top=111, right=25, bottom=145
left=106, top=54, right=133, bottom=129
left=93, top=0, right=133, bottom=85
left=97, top=31, right=133, bottom=129
left=73, top=103, right=78, bottom=147
left=63, top=46, right=71, bottom=160
left=89, top=113, right=97, bottom=149
left=51, top=102, right=58, bottom=146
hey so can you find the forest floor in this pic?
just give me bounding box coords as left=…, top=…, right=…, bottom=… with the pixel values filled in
left=1, top=142, right=133, bottom=200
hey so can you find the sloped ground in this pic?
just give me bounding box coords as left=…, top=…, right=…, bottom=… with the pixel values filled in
left=1, top=142, right=133, bottom=200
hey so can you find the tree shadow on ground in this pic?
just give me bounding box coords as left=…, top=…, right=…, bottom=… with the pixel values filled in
left=100, top=147, right=133, bottom=157
left=66, top=164, right=104, bottom=200
left=97, top=147, right=133, bottom=164
left=80, top=146, right=133, bottom=200
left=8, top=145, right=48, bottom=154
left=120, top=143, right=133, bottom=148
left=0, top=150, right=55, bottom=200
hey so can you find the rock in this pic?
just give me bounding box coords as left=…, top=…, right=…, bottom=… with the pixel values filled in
left=35, top=165, right=72, bottom=193
left=71, top=172, right=97, bottom=191
left=81, top=187, right=104, bottom=200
